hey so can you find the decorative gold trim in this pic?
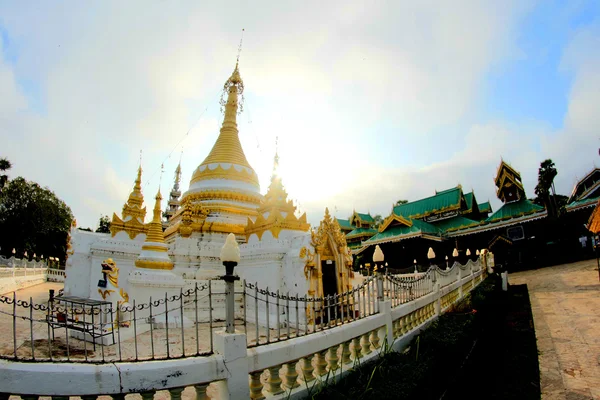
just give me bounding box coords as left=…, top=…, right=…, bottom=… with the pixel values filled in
left=379, top=213, right=413, bottom=232
left=182, top=190, right=262, bottom=206
left=141, top=245, right=168, bottom=252
left=190, top=163, right=259, bottom=186
left=134, top=259, right=175, bottom=270
left=110, top=212, right=148, bottom=239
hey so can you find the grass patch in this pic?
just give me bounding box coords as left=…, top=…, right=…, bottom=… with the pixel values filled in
left=311, top=278, right=540, bottom=400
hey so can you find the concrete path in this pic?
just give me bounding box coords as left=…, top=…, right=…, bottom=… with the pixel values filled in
left=511, top=259, right=600, bottom=400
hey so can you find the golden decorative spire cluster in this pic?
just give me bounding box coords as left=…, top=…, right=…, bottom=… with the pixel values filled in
left=111, top=165, right=148, bottom=239
left=245, top=149, right=309, bottom=240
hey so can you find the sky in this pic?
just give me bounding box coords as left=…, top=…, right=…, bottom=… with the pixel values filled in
left=0, top=1, right=599, bottom=229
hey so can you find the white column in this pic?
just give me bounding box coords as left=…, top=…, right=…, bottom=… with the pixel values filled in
left=213, top=330, right=249, bottom=400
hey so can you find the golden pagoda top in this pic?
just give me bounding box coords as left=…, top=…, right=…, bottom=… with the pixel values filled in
left=189, top=62, right=258, bottom=187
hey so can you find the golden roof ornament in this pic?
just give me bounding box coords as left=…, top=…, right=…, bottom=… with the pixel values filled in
left=245, top=147, right=309, bottom=240
left=111, top=164, right=148, bottom=239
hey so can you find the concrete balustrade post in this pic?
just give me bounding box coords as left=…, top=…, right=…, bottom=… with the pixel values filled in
left=213, top=329, right=249, bottom=399
left=248, top=372, right=265, bottom=400
left=327, top=346, right=339, bottom=371
left=194, top=384, right=209, bottom=400
left=315, top=351, right=328, bottom=376
left=361, top=333, right=372, bottom=355
left=266, top=366, right=283, bottom=394
left=139, top=392, right=155, bottom=400
left=168, top=387, right=185, bottom=400
left=341, top=341, right=352, bottom=365
left=435, top=283, right=441, bottom=316
left=282, top=361, right=299, bottom=390
left=300, top=357, right=315, bottom=382
left=379, top=300, right=393, bottom=347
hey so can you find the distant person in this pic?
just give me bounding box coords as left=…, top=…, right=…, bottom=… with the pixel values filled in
left=579, top=235, right=588, bottom=248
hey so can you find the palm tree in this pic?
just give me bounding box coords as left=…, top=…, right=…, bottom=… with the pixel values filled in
left=0, top=158, right=11, bottom=190
left=535, top=159, right=558, bottom=217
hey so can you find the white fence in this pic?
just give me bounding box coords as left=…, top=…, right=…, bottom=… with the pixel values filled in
left=0, top=255, right=65, bottom=294
left=0, top=260, right=487, bottom=400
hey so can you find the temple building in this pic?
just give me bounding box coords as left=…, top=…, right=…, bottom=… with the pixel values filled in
left=335, top=211, right=378, bottom=252
left=565, top=167, right=600, bottom=213
left=355, top=161, right=546, bottom=270
left=64, top=61, right=355, bottom=331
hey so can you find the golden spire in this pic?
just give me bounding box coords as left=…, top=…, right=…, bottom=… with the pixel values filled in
left=135, top=189, right=174, bottom=270
left=189, top=62, right=258, bottom=187
left=145, top=190, right=166, bottom=245
left=199, top=63, right=251, bottom=168
left=128, top=166, right=144, bottom=207
left=110, top=164, right=147, bottom=239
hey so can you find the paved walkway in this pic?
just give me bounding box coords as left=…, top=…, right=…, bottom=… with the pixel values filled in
left=511, top=259, right=600, bottom=400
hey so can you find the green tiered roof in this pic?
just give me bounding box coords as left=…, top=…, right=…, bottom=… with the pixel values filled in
left=335, top=218, right=353, bottom=230
left=486, top=199, right=543, bottom=222
left=463, top=192, right=474, bottom=210
left=346, top=227, right=378, bottom=239
left=364, top=219, right=441, bottom=244
left=393, top=186, right=462, bottom=219
left=478, top=202, right=492, bottom=213
left=566, top=196, right=600, bottom=212
left=355, top=213, right=374, bottom=223
left=431, top=216, right=481, bottom=232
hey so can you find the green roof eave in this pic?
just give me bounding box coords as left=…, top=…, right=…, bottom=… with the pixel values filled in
left=335, top=218, right=353, bottom=230
left=393, top=186, right=462, bottom=219
left=430, top=216, right=481, bottom=232
left=346, top=227, right=378, bottom=239
left=486, top=199, right=544, bottom=223
left=478, top=201, right=492, bottom=213
left=364, top=219, right=441, bottom=245
left=566, top=196, right=600, bottom=212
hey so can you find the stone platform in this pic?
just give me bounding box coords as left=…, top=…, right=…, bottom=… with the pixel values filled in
left=511, top=259, right=600, bottom=400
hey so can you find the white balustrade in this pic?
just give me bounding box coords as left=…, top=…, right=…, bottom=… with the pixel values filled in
left=0, top=260, right=486, bottom=400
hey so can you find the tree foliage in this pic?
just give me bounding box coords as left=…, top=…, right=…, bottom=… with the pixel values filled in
left=0, top=177, right=73, bottom=260
left=96, top=215, right=111, bottom=233
left=373, top=214, right=383, bottom=228
left=0, top=157, right=12, bottom=190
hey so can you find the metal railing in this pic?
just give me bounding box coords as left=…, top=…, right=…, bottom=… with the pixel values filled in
left=244, top=275, right=380, bottom=347
left=0, top=259, right=484, bottom=363
left=0, top=282, right=227, bottom=362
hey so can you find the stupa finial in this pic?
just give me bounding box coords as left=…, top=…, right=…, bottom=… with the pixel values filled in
left=271, top=136, right=280, bottom=180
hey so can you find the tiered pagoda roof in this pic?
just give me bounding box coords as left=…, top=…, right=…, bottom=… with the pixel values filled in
left=110, top=166, right=148, bottom=239
left=566, top=167, right=600, bottom=213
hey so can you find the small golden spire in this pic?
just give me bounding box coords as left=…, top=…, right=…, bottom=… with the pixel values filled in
left=145, top=190, right=165, bottom=244
left=127, top=165, right=144, bottom=207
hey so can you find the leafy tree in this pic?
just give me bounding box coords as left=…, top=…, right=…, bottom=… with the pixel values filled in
left=373, top=214, right=383, bottom=228
left=96, top=215, right=111, bottom=233
left=0, top=177, right=73, bottom=261
left=395, top=199, right=408, bottom=206
left=0, top=158, right=12, bottom=190
left=534, top=159, right=559, bottom=217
